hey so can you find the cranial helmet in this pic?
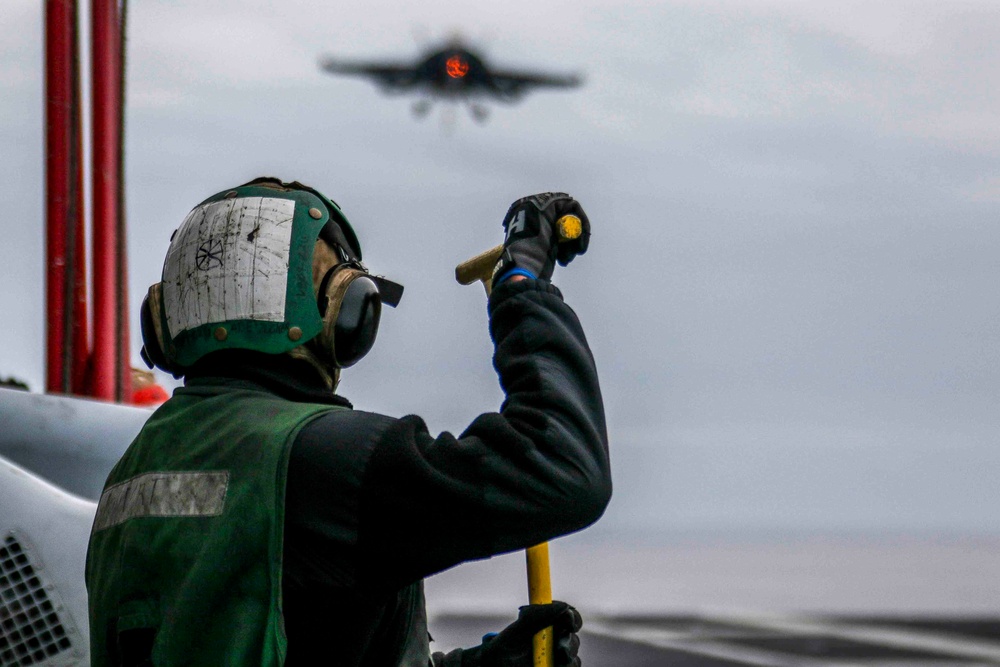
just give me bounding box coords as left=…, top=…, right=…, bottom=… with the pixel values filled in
left=140, top=177, right=403, bottom=377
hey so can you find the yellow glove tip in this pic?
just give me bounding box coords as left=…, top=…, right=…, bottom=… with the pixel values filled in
left=556, top=214, right=583, bottom=241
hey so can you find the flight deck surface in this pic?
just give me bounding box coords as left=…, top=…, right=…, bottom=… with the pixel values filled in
left=431, top=613, right=1000, bottom=666
left=426, top=535, right=1000, bottom=665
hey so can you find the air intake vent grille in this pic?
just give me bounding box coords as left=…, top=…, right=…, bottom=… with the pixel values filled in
left=0, top=534, right=72, bottom=666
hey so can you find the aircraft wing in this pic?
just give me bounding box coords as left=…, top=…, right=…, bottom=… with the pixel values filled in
left=1, top=453, right=96, bottom=665
left=488, top=68, right=583, bottom=99
left=0, top=387, right=150, bottom=501
left=318, top=56, right=419, bottom=90
left=0, top=389, right=149, bottom=665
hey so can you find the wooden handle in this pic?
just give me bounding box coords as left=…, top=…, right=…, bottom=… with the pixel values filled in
left=454, top=214, right=583, bottom=295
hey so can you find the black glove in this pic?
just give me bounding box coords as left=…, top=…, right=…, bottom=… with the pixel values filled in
left=432, top=601, right=583, bottom=667
left=491, top=193, right=591, bottom=288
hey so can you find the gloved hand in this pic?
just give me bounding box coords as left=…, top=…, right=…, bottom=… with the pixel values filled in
left=491, top=193, right=591, bottom=288
left=432, top=601, right=583, bottom=667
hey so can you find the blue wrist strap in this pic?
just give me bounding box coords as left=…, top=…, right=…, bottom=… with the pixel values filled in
left=493, top=268, right=536, bottom=286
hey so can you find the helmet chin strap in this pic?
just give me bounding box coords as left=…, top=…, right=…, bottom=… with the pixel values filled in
left=287, top=343, right=341, bottom=392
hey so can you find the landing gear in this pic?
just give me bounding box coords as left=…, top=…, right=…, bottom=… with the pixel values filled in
left=411, top=99, right=432, bottom=118
left=468, top=103, right=489, bottom=124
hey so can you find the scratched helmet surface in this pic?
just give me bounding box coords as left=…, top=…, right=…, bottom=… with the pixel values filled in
left=150, top=179, right=361, bottom=368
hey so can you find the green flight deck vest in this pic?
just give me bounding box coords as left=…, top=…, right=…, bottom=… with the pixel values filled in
left=86, top=385, right=340, bottom=666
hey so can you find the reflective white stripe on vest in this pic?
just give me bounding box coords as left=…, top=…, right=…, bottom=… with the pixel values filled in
left=93, top=471, right=229, bottom=532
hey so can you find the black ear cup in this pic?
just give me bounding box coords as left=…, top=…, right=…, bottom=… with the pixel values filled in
left=316, top=266, right=382, bottom=368
left=139, top=284, right=183, bottom=377
left=333, top=276, right=381, bottom=368
left=139, top=291, right=170, bottom=373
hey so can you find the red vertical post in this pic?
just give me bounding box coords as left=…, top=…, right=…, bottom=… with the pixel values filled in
left=115, top=0, right=131, bottom=403
left=70, top=68, right=90, bottom=396
left=90, top=0, right=120, bottom=401
left=45, top=0, right=75, bottom=394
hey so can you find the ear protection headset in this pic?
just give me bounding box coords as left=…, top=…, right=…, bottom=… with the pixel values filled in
left=139, top=282, right=176, bottom=375
left=311, top=238, right=403, bottom=370
left=139, top=179, right=403, bottom=377
left=315, top=265, right=382, bottom=368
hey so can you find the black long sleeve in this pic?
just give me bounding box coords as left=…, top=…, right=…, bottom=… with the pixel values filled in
left=356, top=278, right=610, bottom=590
left=284, top=278, right=610, bottom=594
left=280, top=279, right=609, bottom=666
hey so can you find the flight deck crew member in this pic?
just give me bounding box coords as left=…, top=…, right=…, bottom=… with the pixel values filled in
left=85, top=178, right=610, bottom=666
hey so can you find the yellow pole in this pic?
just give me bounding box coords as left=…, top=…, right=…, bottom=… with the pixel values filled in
left=454, top=214, right=582, bottom=667
left=526, top=543, right=554, bottom=667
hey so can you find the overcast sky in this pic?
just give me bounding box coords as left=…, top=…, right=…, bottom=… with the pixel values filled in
left=1, top=0, right=998, bottom=538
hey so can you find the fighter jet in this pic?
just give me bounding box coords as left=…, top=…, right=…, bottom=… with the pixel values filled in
left=318, top=39, right=583, bottom=122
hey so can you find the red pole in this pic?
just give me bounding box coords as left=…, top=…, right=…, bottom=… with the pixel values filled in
left=45, top=0, right=76, bottom=395
left=71, top=51, right=90, bottom=396
left=116, top=0, right=131, bottom=403
left=90, top=0, right=120, bottom=401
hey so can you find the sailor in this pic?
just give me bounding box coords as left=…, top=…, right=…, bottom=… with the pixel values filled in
left=86, top=178, right=610, bottom=666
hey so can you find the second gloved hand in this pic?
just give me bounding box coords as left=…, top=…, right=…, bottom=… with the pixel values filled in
left=432, top=601, right=583, bottom=667
left=492, top=193, right=591, bottom=288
